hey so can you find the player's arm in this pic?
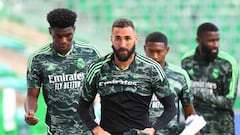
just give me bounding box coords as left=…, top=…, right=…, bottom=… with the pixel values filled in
left=150, top=66, right=177, bottom=130
left=153, top=94, right=176, bottom=130
left=181, top=70, right=201, bottom=135
left=193, top=71, right=238, bottom=110
left=24, top=88, right=40, bottom=125
left=77, top=71, right=98, bottom=130
left=77, top=69, right=110, bottom=134
left=78, top=98, right=110, bottom=135
left=181, top=70, right=197, bottom=119
left=183, top=105, right=201, bottom=135
left=142, top=94, right=176, bottom=135
left=78, top=98, right=98, bottom=129
left=193, top=89, right=237, bottom=110
left=183, top=104, right=196, bottom=119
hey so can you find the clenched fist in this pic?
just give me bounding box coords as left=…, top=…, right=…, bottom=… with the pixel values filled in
left=25, top=111, right=39, bottom=125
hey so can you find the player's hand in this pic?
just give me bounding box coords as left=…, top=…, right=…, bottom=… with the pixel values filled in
left=24, top=111, right=39, bottom=125
left=92, top=126, right=111, bottom=135
left=141, top=127, right=155, bottom=135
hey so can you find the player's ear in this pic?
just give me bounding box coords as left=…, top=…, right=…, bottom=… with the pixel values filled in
left=196, top=36, right=201, bottom=45
left=144, top=45, right=147, bottom=52
left=166, top=46, right=170, bottom=53
left=135, top=34, right=139, bottom=42
left=72, top=26, right=76, bottom=32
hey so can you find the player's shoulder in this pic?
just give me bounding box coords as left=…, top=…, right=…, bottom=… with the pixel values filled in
left=27, top=44, right=52, bottom=67
left=167, top=63, right=189, bottom=77
left=135, top=53, right=160, bottom=67
left=181, top=49, right=195, bottom=61
left=218, top=51, right=237, bottom=64
left=85, top=53, right=112, bottom=82
left=218, top=51, right=239, bottom=74
left=135, top=53, right=165, bottom=78
left=29, top=44, right=52, bottom=58
left=168, top=63, right=185, bottom=72
left=96, top=53, right=112, bottom=64
left=74, top=40, right=93, bottom=49
left=88, top=53, right=112, bottom=68
left=74, top=40, right=101, bottom=56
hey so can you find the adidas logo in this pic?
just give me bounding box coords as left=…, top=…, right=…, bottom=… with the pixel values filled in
left=47, top=65, right=56, bottom=71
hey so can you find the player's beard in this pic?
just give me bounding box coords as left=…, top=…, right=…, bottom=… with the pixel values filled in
left=112, top=44, right=135, bottom=62
left=201, top=43, right=218, bottom=61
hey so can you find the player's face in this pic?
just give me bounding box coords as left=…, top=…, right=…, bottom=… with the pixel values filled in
left=111, top=26, right=138, bottom=61
left=198, top=31, right=219, bottom=61
left=49, top=26, right=75, bottom=55
left=144, top=42, right=169, bottom=66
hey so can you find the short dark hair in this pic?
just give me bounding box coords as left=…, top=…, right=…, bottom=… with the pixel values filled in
left=47, top=8, right=77, bottom=28
left=145, top=32, right=168, bottom=46
left=112, top=18, right=135, bottom=31
left=197, top=22, right=219, bottom=37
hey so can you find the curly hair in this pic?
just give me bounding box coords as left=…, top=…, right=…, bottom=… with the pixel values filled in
left=47, top=8, right=77, bottom=28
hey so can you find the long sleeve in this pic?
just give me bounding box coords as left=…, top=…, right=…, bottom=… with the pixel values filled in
left=193, top=64, right=239, bottom=110
left=77, top=98, right=98, bottom=130
left=152, top=94, right=176, bottom=129
left=193, top=84, right=238, bottom=110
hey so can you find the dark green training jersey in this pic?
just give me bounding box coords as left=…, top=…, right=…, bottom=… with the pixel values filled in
left=181, top=48, right=239, bottom=134
left=149, top=63, right=193, bottom=135
left=27, top=41, right=100, bottom=135
left=81, top=53, right=172, bottom=134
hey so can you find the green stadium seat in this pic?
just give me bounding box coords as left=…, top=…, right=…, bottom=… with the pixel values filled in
left=0, top=64, right=17, bottom=77
left=104, top=3, right=113, bottom=22
left=0, top=77, right=26, bottom=93
left=78, top=0, right=87, bottom=12
left=0, top=38, right=25, bottom=52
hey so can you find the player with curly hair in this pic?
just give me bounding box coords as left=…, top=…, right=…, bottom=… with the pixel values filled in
left=24, top=8, right=100, bottom=135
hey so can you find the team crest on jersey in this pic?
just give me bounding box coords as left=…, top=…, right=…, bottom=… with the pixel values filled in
left=47, top=64, right=56, bottom=71
left=211, top=68, right=219, bottom=79
left=77, top=58, right=85, bottom=69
